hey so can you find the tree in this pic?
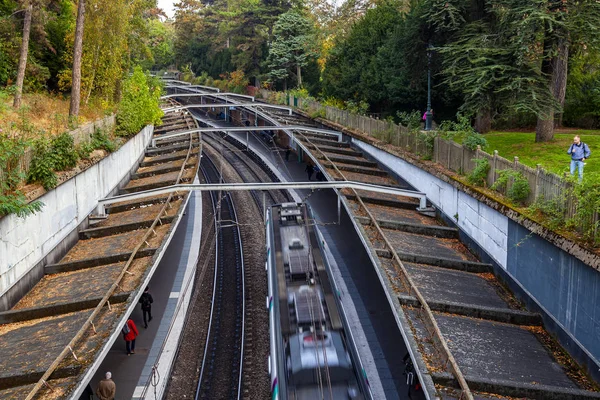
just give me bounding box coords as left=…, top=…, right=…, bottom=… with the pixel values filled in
left=266, top=9, right=317, bottom=88
left=69, top=0, right=85, bottom=118
left=13, top=2, right=32, bottom=108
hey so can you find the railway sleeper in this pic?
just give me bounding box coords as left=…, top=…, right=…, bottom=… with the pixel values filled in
left=140, top=152, right=189, bottom=167
left=132, top=161, right=196, bottom=180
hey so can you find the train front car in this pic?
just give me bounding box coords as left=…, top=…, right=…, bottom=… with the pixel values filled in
left=266, top=202, right=367, bottom=400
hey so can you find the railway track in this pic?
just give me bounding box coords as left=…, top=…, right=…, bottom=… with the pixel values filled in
left=196, top=154, right=245, bottom=400
left=202, top=132, right=289, bottom=211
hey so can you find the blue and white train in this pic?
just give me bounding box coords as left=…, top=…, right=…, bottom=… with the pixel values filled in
left=266, top=202, right=371, bottom=400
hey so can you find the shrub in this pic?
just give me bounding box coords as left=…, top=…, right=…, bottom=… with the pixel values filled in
left=463, top=131, right=488, bottom=151
left=0, top=133, right=44, bottom=217
left=116, top=67, right=163, bottom=137
left=467, top=158, right=490, bottom=186
left=397, top=110, right=422, bottom=131
left=572, top=173, right=600, bottom=244
left=91, top=128, right=117, bottom=153
left=528, top=195, right=567, bottom=230
left=28, top=137, right=59, bottom=190
left=51, top=132, right=78, bottom=171
left=492, top=169, right=530, bottom=204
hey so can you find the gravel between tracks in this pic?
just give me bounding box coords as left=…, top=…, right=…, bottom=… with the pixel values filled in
left=165, top=140, right=271, bottom=400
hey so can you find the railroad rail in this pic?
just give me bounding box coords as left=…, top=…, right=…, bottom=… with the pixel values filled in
left=196, top=154, right=245, bottom=400
left=166, top=85, right=600, bottom=400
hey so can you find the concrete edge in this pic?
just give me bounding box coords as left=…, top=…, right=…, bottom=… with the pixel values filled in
left=356, top=216, right=458, bottom=238
left=397, top=294, right=541, bottom=326
left=432, top=371, right=600, bottom=399
left=79, top=216, right=177, bottom=239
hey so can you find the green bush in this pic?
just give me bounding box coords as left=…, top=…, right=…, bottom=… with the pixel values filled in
left=91, top=128, right=117, bottom=153
left=28, top=137, right=59, bottom=190
left=528, top=195, right=567, bottom=230
left=467, top=158, right=490, bottom=186
left=77, top=141, right=94, bottom=159
left=116, top=66, right=164, bottom=136
left=572, top=173, right=600, bottom=244
left=397, top=110, right=422, bottom=131
left=0, top=133, right=44, bottom=217
left=491, top=169, right=531, bottom=204
left=51, top=132, right=79, bottom=171
left=463, top=131, right=488, bottom=151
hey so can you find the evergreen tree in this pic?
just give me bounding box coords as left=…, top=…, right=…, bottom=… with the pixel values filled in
left=266, top=9, right=317, bottom=89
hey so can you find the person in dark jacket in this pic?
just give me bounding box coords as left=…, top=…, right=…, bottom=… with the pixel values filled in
left=139, top=287, right=154, bottom=328
left=305, top=164, right=315, bottom=181
left=123, top=318, right=139, bottom=355
left=567, top=135, right=591, bottom=181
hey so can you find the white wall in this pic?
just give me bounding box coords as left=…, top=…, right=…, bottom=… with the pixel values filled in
left=353, top=139, right=508, bottom=269
left=0, top=126, right=153, bottom=297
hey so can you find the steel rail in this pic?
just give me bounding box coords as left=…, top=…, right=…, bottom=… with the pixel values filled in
left=95, top=181, right=427, bottom=217
left=25, top=100, right=199, bottom=400
left=150, top=125, right=341, bottom=147
left=161, top=103, right=293, bottom=116
left=160, top=92, right=254, bottom=101
left=271, top=117, right=474, bottom=400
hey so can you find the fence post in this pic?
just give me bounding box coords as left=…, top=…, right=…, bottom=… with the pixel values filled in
left=514, top=156, right=519, bottom=167
left=493, top=150, right=498, bottom=183
left=534, top=164, right=541, bottom=201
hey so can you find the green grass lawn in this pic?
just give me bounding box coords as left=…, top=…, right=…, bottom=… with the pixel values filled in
left=481, top=130, right=600, bottom=176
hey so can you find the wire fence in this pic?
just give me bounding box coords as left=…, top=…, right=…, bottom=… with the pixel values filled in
left=257, top=90, right=598, bottom=242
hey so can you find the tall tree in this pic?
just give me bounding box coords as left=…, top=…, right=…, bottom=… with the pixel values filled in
left=13, top=2, right=32, bottom=108
left=266, top=9, right=317, bottom=88
left=69, top=0, right=85, bottom=118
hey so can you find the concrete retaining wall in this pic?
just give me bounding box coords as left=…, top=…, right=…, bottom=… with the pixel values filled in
left=353, top=138, right=600, bottom=372
left=0, top=126, right=153, bottom=310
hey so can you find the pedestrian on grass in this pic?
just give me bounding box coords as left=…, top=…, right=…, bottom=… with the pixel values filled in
left=122, top=318, right=139, bottom=355
left=567, top=135, right=591, bottom=181
left=96, top=372, right=116, bottom=400
left=140, top=287, right=154, bottom=329
left=305, top=164, right=315, bottom=181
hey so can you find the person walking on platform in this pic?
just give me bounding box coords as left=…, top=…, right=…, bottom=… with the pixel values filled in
left=305, top=164, right=315, bottom=181
left=96, top=371, right=116, bottom=400
left=140, top=286, right=154, bottom=329
left=122, top=317, right=139, bottom=355
left=285, top=146, right=291, bottom=161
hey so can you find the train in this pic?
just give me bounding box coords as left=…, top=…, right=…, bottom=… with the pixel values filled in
left=266, top=202, right=371, bottom=400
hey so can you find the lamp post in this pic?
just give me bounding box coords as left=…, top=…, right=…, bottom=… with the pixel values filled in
left=425, top=43, right=433, bottom=131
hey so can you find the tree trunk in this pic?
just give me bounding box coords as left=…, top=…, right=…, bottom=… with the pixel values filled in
left=552, top=36, right=569, bottom=128
left=13, top=4, right=32, bottom=109
left=69, top=0, right=86, bottom=119
left=283, top=79, right=287, bottom=92
left=296, top=63, right=302, bottom=87
left=474, top=108, right=492, bottom=133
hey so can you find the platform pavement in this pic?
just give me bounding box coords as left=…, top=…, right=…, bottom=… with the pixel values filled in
left=86, top=192, right=200, bottom=400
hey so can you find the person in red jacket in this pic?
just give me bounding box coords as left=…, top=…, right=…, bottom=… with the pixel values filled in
left=122, top=318, right=139, bottom=355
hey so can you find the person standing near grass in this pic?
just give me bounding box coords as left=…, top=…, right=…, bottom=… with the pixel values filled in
left=567, top=135, right=591, bottom=181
